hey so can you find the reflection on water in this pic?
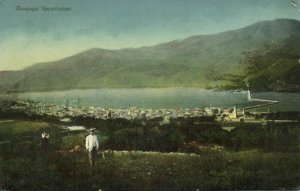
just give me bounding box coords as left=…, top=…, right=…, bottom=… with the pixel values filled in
left=17, top=88, right=300, bottom=111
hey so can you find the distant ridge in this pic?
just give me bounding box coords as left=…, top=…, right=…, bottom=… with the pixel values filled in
left=1, top=18, right=299, bottom=92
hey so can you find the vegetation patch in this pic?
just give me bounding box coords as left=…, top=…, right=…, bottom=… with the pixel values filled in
left=0, top=119, right=299, bottom=190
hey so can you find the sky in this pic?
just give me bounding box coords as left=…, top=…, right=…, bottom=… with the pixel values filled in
left=0, top=0, right=299, bottom=71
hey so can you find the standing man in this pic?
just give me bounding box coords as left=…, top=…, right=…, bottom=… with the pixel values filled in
left=85, top=129, right=99, bottom=167
left=41, top=131, right=50, bottom=154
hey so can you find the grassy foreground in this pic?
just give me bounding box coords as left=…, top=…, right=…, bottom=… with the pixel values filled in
left=0, top=120, right=299, bottom=190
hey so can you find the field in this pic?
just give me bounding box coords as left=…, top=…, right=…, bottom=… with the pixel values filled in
left=0, top=119, right=299, bottom=191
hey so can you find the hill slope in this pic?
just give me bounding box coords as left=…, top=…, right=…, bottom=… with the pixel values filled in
left=1, top=18, right=300, bottom=92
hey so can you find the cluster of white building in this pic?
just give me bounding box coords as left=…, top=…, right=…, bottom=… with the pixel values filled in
left=5, top=100, right=218, bottom=120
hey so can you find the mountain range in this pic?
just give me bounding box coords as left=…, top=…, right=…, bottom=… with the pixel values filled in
left=1, top=18, right=299, bottom=92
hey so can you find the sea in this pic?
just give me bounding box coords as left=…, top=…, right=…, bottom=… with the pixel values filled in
left=15, top=88, right=300, bottom=111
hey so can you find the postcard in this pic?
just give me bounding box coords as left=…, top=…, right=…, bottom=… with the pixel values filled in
left=0, top=0, right=299, bottom=190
